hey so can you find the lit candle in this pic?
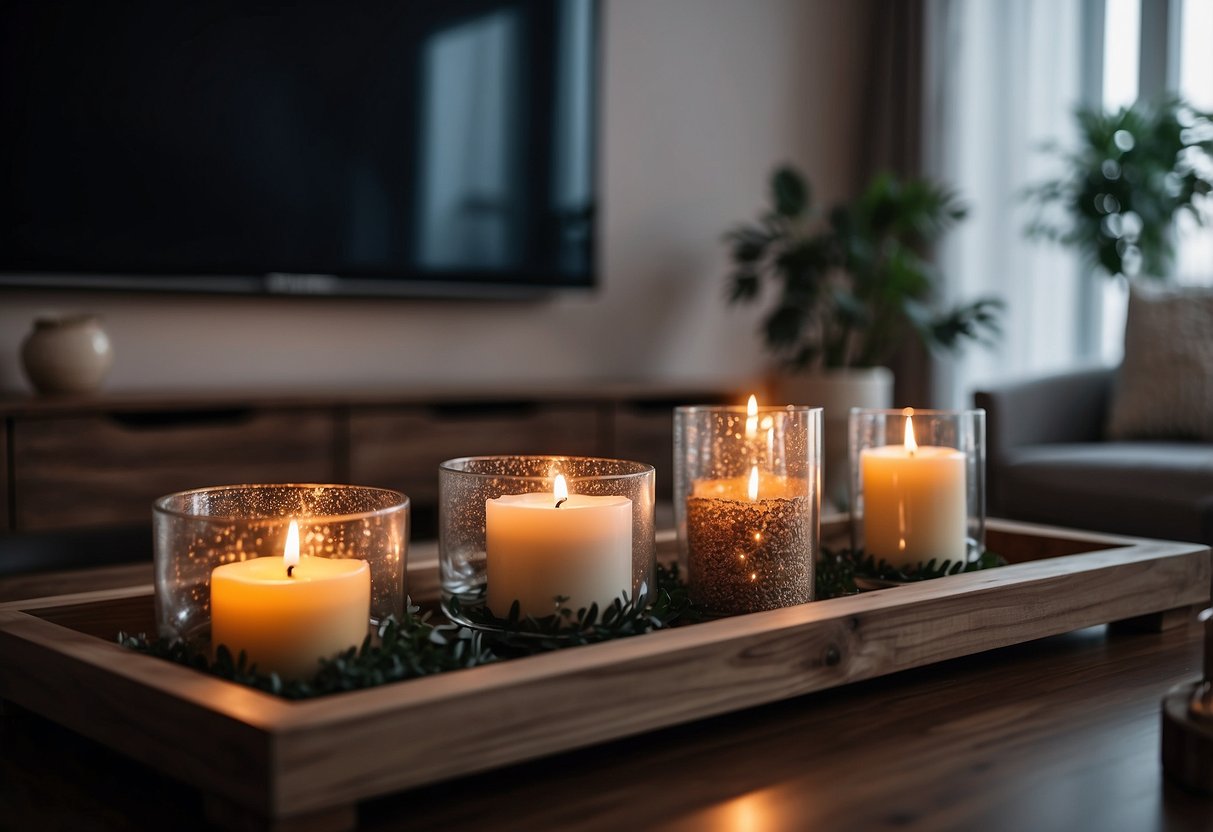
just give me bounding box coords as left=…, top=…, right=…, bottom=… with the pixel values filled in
left=210, top=520, right=371, bottom=679
left=860, top=412, right=967, bottom=567
left=691, top=467, right=800, bottom=501
left=486, top=474, right=632, bottom=619
left=686, top=461, right=813, bottom=614
left=744, top=394, right=759, bottom=440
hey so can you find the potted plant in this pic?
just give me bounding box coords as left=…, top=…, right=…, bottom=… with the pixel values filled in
left=1023, top=95, right=1213, bottom=280
left=725, top=166, right=1003, bottom=507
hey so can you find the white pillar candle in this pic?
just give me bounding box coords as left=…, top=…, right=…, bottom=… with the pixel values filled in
left=210, top=520, right=370, bottom=679
left=860, top=416, right=967, bottom=567
left=486, top=474, right=632, bottom=619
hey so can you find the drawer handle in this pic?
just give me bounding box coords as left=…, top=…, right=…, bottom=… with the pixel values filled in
left=105, top=409, right=255, bottom=430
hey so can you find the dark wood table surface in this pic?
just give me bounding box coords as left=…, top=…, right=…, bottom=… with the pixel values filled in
left=2, top=566, right=1212, bottom=832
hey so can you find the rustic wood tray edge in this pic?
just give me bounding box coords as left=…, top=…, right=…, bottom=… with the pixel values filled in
left=1, top=519, right=1209, bottom=827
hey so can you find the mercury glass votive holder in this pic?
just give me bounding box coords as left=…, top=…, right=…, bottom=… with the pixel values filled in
left=153, top=484, right=409, bottom=650
left=848, top=408, right=985, bottom=569
left=438, top=455, right=656, bottom=626
left=674, top=405, right=822, bottom=615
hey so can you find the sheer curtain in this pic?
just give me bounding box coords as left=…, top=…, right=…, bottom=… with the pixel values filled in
left=1175, top=0, right=1213, bottom=286
left=923, top=0, right=1090, bottom=407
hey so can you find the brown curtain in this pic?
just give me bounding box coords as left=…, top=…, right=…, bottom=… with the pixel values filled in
left=858, top=0, right=934, bottom=407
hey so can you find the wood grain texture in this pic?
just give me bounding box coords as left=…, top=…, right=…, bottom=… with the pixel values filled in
left=0, top=605, right=280, bottom=812
left=11, top=410, right=338, bottom=531
left=387, top=621, right=1213, bottom=832
left=0, top=384, right=746, bottom=538
left=348, top=404, right=605, bottom=507
left=4, top=613, right=1212, bottom=831
left=0, top=561, right=152, bottom=603
left=0, top=521, right=1209, bottom=824
left=609, top=394, right=737, bottom=503
left=0, top=381, right=747, bottom=419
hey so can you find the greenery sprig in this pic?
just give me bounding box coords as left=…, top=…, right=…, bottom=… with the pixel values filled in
left=815, top=547, right=1006, bottom=600
left=446, top=562, right=698, bottom=654
left=120, top=555, right=1003, bottom=698
left=119, top=601, right=493, bottom=700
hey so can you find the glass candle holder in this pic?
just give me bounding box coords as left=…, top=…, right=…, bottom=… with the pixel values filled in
left=153, top=484, right=409, bottom=672
left=848, top=408, right=985, bottom=568
left=673, top=405, right=822, bottom=615
left=439, top=456, right=656, bottom=625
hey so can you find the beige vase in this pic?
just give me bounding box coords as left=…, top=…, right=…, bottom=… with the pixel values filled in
left=775, top=367, right=894, bottom=512
left=20, top=313, right=114, bottom=395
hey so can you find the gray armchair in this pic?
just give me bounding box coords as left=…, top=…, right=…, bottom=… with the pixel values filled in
left=974, top=367, right=1213, bottom=545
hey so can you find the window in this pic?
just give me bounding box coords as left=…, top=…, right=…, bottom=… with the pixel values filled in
left=928, top=0, right=1213, bottom=407
left=1176, top=0, right=1213, bottom=285
left=1096, top=0, right=1213, bottom=362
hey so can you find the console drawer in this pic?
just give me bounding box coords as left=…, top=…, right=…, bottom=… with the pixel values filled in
left=349, top=403, right=605, bottom=507
left=11, top=409, right=336, bottom=531
left=612, top=394, right=737, bottom=502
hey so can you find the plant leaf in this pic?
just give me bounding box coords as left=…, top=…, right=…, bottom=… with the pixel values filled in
left=771, top=165, right=810, bottom=218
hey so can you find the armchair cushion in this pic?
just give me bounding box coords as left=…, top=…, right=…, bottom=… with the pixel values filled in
left=1107, top=285, right=1213, bottom=441
left=975, top=366, right=1213, bottom=545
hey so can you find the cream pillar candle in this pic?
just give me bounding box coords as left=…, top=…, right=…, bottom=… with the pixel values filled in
left=860, top=415, right=967, bottom=567
left=210, top=520, right=371, bottom=679
left=486, top=474, right=632, bottom=619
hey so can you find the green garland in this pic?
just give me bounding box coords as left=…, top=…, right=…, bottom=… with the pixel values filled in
left=120, top=604, right=493, bottom=700
left=120, top=553, right=1003, bottom=698
left=445, top=562, right=698, bottom=654
left=815, top=548, right=1007, bottom=600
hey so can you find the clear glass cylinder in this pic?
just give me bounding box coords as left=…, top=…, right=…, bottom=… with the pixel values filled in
left=153, top=484, right=409, bottom=651
left=439, top=455, right=656, bottom=624
left=674, top=405, right=822, bottom=615
left=848, top=408, right=985, bottom=567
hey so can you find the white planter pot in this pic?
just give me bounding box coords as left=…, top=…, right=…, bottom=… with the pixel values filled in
left=775, top=367, right=894, bottom=511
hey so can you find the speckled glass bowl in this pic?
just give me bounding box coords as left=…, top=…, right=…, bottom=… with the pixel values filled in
left=438, top=456, right=656, bottom=626
left=153, top=484, right=409, bottom=647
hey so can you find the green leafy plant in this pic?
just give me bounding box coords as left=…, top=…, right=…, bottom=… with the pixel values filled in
left=1024, top=95, right=1213, bottom=278
left=726, top=167, right=1003, bottom=371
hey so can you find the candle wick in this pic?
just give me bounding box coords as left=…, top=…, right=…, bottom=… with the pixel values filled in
left=287, top=565, right=295, bottom=578
left=555, top=497, right=568, bottom=509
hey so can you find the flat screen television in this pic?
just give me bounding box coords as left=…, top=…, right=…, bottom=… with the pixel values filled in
left=0, top=0, right=598, bottom=297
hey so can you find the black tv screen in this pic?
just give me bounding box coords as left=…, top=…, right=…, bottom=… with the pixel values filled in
left=0, top=0, right=598, bottom=297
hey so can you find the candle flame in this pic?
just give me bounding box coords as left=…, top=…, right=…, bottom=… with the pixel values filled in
left=904, top=414, right=918, bottom=455
left=553, top=473, right=569, bottom=508
left=745, top=394, right=758, bottom=438
left=747, top=465, right=759, bottom=501
left=284, top=519, right=300, bottom=572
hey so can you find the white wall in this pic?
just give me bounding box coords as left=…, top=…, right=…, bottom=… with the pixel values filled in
left=0, top=0, right=870, bottom=394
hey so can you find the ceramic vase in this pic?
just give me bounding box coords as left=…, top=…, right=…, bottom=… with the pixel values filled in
left=20, top=313, right=114, bottom=395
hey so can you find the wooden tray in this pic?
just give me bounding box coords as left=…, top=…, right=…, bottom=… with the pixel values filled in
left=1, top=519, right=1208, bottom=831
